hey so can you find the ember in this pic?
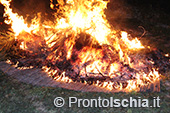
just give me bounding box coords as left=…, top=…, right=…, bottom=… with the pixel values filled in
left=0, top=0, right=170, bottom=92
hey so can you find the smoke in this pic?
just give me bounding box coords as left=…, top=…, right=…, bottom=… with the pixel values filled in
left=105, top=0, right=132, bottom=30
left=10, top=0, right=55, bottom=23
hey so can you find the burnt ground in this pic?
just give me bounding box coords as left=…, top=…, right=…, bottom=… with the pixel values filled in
left=0, top=0, right=170, bottom=112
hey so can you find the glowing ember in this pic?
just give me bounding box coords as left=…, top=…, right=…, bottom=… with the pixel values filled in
left=1, top=0, right=168, bottom=92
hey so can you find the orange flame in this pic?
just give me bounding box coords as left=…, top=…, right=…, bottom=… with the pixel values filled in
left=0, top=0, right=161, bottom=92
left=1, top=0, right=40, bottom=36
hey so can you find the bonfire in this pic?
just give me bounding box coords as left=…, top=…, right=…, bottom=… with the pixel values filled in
left=0, top=0, right=170, bottom=92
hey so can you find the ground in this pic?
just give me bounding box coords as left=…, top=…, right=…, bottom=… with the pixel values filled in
left=0, top=0, right=170, bottom=113
left=0, top=70, right=170, bottom=113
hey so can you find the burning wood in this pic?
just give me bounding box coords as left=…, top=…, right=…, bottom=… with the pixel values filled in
left=0, top=0, right=170, bottom=92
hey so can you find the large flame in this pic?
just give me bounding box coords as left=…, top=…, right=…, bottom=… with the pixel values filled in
left=0, top=0, right=40, bottom=36
left=0, top=0, right=161, bottom=92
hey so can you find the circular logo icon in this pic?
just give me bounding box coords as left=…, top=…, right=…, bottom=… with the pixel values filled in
left=54, top=97, right=65, bottom=107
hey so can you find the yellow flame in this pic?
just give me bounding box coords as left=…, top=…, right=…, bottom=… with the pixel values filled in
left=52, top=0, right=111, bottom=45
left=165, top=54, right=169, bottom=57
left=121, top=31, right=144, bottom=49
left=1, top=0, right=40, bottom=36
left=0, top=0, right=161, bottom=92
left=20, top=41, right=27, bottom=50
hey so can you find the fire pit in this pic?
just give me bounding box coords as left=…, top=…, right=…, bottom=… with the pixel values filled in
left=0, top=0, right=169, bottom=92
